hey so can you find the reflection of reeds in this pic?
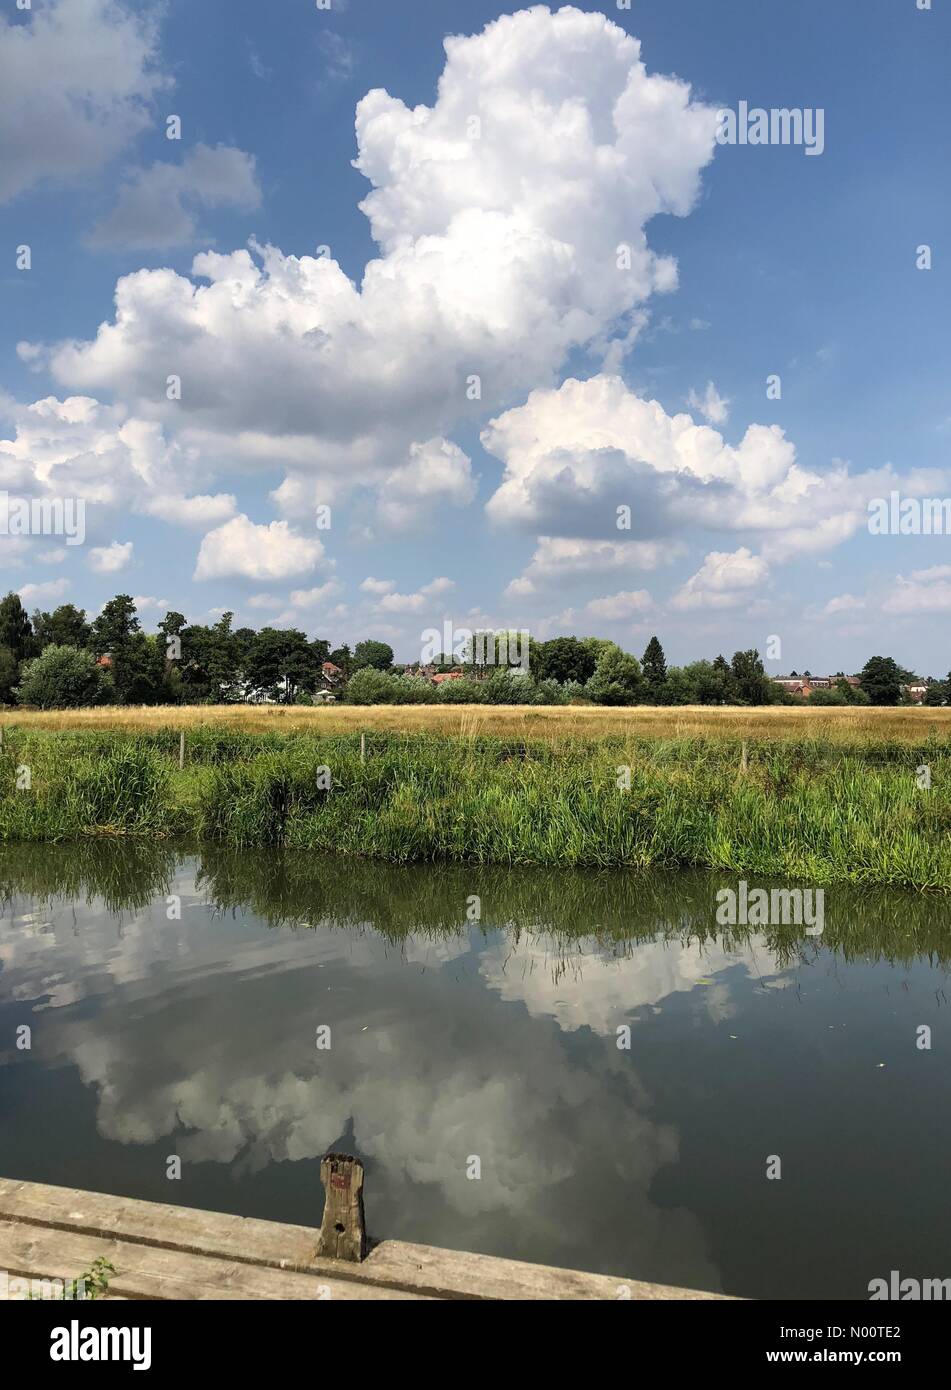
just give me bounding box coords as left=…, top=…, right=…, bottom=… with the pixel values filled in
left=2, top=841, right=949, bottom=968
left=0, top=840, right=176, bottom=914
left=0, top=727, right=949, bottom=888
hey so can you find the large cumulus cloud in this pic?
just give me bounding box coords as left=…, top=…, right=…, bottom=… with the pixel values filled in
left=34, top=6, right=717, bottom=522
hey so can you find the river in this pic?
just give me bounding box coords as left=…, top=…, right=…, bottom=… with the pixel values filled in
left=1, top=842, right=948, bottom=1299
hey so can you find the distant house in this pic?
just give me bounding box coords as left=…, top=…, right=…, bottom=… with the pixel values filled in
left=318, top=661, right=344, bottom=692
left=772, top=674, right=860, bottom=697
left=95, top=653, right=113, bottom=669
left=903, top=682, right=928, bottom=704
left=403, top=664, right=465, bottom=686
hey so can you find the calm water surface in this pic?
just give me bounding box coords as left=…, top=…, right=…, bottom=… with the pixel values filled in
left=1, top=843, right=949, bottom=1300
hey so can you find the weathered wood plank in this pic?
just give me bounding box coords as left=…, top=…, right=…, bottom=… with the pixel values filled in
left=0, top=1222, right=430, bottom=1301
left=0, top=1179, right=729, bottom=1300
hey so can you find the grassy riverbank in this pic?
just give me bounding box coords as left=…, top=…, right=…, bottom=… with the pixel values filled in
left=0, top=723, right=948, bottom=888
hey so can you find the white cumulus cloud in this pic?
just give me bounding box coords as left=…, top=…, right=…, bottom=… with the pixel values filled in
left=194, top=516, right=329, bottom=582
left=88, top=540, right=133, bottom=573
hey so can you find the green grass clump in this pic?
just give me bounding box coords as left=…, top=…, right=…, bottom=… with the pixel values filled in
left=0, top=727, right=947, bottom=889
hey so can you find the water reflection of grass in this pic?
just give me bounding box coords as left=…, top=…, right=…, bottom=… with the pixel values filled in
left=1, top=843, right=949, bottom=967
left=0, top=728, right=948, bottom=888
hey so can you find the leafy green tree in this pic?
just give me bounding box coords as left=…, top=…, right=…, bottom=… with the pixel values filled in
left=32, top=604, right=91, bottom=651
left=534, top=636, right=596, bottom=685
left=16, top=645, right=111, bottom=708
left=585, top=646, right=643, bottom=705
left=0, top=592, right=35, bottom=663
left=807, top=687, right=848, bottom=706
left=329, top=644, right=353, bottom=676
left=462, top=630, right=535, bottom=677
left=641, top=635, right=668, bottom=701
left=344, top=667, right=399, bottom=703
left=353, top=640, right=394, bottom=672
left=90, top=597, right=161, bottom=704
left=91, top=595, right=139, bottom=654
left=924, top=678, right=948, bottom=707
left=859, top=655, right=904, bottom=706
left=247, top=627, right=318, bottom=702
left=730, top=649, right=774, bottom=705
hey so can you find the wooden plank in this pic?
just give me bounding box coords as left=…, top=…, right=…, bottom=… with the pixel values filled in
left=0, top=1179, right=729, bottom=1300
left=0, top=1222, right=430, bottom=1301
left=0, top=1179, right=320, bottom=1271
left=360, top=1240, right=725, bottom=1301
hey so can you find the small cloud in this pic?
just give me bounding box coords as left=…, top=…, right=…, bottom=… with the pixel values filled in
left=584, top=589, right=652, bottom=621
left=18, top=578, right=69, bottom=604
left=88, top=541, right=133, bottom=574
left=88, top=144, right=261, bottom=251
left=687, top=381, right=730, bottom=426
left=823, top=593, right=865, bottom=616
left=317, top=31, right=355, bottom=85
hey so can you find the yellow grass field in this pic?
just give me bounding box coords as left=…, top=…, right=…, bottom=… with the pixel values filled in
left=1, top=702, right=949, bottom=742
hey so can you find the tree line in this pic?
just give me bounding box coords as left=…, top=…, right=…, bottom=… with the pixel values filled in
left=0, top=591, right=938, bottom=709
left=0, top=592, right=377, bottom=708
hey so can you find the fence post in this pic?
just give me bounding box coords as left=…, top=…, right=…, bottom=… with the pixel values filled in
left=179, top=731, right=186, bottom=770
left=316, top=1153, right=366, bottom=1262
left=740, top=740, right=749, bottom=775
left=360, top=732, right=366, bottom=766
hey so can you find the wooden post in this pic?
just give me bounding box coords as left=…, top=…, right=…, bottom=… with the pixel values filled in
left=740, top=740, right=748, bottom=775
left=179, top=731, right=186, bottom=770
left=316, top=1153, right=366, bottom=1262
left=360, top=733, right=366, bottom=766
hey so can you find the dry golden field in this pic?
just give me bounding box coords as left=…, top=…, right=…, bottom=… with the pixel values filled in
left=1, top=702, right=949, bottom=742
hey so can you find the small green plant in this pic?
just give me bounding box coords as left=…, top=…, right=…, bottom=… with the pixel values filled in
left=27, top=1256, right=117, bottom=1301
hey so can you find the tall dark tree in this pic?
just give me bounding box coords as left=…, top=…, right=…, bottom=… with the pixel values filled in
left=0, top=592, right=35, bottom=663
left=91, top=596, right=157, bottom=704
left=641, top=636, right=668, bottom=697
left=247, top=628, right=318, bottom=702
left=534, top=636, right=596, bottom=685
left=0, top=645, right=18, bottom=704
left=923, top=679, right=947, bottom=707
left=32, top=603, right=91, bottom=651
left=730, top=649, right=774, bottom=705
left=353, top=639, right=394, bottom=672
left=858, top=655, right=904, bottom=707
left=91, top=595, right=140, bottom=655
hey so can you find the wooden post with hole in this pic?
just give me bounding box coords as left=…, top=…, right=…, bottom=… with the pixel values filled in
left=316, top=1153, right=366, bottom=1262
left=179, top=731, right=186, bottom=770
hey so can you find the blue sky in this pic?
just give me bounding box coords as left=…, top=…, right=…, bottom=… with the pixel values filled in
left=1, top=0, right=948, bottom=672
